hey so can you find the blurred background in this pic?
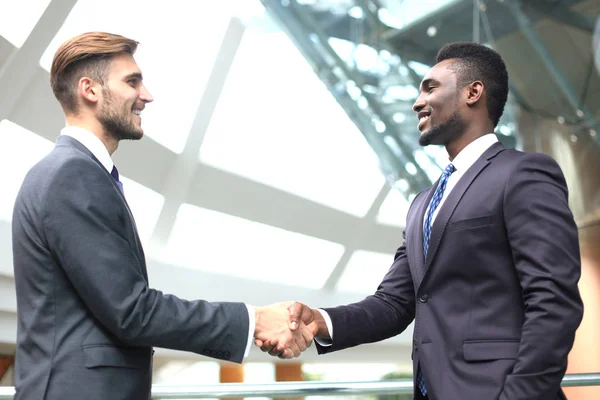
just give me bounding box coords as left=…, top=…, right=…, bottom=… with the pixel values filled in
left=1, top=0, right=600, bottom=399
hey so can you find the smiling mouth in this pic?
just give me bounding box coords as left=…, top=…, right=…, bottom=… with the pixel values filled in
left=418, top=115, right=430, bottom=131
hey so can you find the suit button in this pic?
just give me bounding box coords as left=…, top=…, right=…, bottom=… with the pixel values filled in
left=419, top=294, right=429, bottom=303
left=413, top=339, right=418, bottom=350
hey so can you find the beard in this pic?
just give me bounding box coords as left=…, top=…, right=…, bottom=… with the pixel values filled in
left=98, top=87, right=143, bottom=142
left=418, top=109, right=467, bottom=147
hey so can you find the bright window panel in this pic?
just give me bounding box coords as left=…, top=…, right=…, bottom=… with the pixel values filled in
left=244, top=362, right=275, bottom=397
left=118, top=176, right=164, bottom=248
left=0, top=0, right=52, bottom=47
left=379, top=0, right=461, bottom=29
left=154, top=361, right=219, bottom=388
left=423, top=144, right=449, bottom=169
left=199, top=29, right=386, bottom=217
left=336, top=250, right=395, bottom=294
left=39, top=0, right=236, bottom=154
left=376, top=188, right=410, bottom=228
left=414, top=149, right=443, bottom=182
left=163, top=204, right=345, bottom=288
left=0, top=120, right=53, bottom=222
left=302, top=363, right=400, bottom=382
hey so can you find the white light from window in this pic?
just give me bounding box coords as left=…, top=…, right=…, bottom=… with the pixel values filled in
left=414, top=149, right=442, bottom=182
left=118, top=176, right=164, bottom=248
left=154, top=361, right=219, bottom=386
left=39, top=0, right=234, bottom=154
left=199, top=30, right=386, bottom=217
left=348, top=6, right=365, bottom=19
left=0, top=0, right=51, bottom=47
left=303, top=363, right=401, bottom=382
left=163, top=204, right=345, bottom=288
left=0, top=120, right=53, bottom=222
left=376, top=188, right=410, bottom=228
left=336, top=250, right=395, bottom=294
left=405, top=162, right=418, bottom=176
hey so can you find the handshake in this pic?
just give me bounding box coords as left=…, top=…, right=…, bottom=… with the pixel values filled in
left=253, top=301, right=328, bottom=359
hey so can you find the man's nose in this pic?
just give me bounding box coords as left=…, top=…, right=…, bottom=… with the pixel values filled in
left=413, top=95, right=425, bottom=113
left=140, top=85, right=154, bottom=103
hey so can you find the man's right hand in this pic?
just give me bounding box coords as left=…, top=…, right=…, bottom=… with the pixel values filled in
left=254, top=302, right=315, bottom=359
left=255, top=301, right=330, bottom=357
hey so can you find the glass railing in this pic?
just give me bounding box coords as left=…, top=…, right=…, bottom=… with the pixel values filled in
left=0, top=373, right=599, bottom=398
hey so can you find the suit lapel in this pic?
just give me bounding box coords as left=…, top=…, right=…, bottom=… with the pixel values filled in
left=408, top=185, right=436, bottom=285
left=55, top=136, right=143, bottom=253
left=423, top=142, right=505, bottom=271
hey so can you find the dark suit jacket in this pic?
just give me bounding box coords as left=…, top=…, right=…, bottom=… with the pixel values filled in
left=12, top=135, right=250, bottom=400
left=317, top=143, right=583, bottom=400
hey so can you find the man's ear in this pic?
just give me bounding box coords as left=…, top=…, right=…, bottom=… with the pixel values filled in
left=466, top=80, right=484, bottom=106
left=78, top=77, right=101, bottom=104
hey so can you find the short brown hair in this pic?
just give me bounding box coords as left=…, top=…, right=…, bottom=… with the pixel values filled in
left=50, top=32, right=138, bottom=113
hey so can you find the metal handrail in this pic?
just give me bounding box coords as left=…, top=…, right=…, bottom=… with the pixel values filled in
left=0, top=373, right=599, bottom=398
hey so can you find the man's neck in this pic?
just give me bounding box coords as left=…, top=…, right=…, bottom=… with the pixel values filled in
left=446, top=123, right=494, bottom=160
left=65, top=116, right=119, bottom=155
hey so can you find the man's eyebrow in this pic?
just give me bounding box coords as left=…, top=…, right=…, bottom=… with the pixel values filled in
left=125, top=72, right=143, bottom=81
left=420, top=78, right=440, bottom=90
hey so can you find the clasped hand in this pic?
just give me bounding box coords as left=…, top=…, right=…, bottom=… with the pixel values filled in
left=254, top=301, right=316, bottom=359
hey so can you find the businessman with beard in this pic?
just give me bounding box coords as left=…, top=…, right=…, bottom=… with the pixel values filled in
left=12, top=32, right=313, bottom=400
left=260, top=42, right=583, bottom=400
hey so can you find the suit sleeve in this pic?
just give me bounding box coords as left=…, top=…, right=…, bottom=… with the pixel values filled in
left=499, top=153, right=583, bottom=400
left=42, top=157, right=249, bottom=363
left=316, top=234, right=416, bottom=354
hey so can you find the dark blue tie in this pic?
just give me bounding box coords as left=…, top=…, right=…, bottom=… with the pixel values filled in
left=110, top=166, right=124, bottom=195
left=418, top=163, right=455, bottom=397
left=423, top=163, right=455, bottom=258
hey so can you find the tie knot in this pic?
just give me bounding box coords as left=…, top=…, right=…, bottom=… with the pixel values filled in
left=111, top=166, right=120, bottom=182
left=443, top=163, right=455, bottom=177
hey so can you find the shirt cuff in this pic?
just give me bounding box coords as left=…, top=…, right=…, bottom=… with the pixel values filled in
left=244, top=304, right=255, bottom=357
left=314, top=309, right=333, bottom=346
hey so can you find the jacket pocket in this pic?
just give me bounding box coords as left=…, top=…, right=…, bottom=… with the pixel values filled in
left=448, top=215, right=493, bottom=231
left=83, top=345, right=151, bottom=369
left=463, top=339, right=520, bottom=361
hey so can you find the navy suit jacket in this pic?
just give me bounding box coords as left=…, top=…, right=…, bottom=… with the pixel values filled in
left=12, top=136, right=250, bottom=400
left=317, top=142, right=583, bottom=400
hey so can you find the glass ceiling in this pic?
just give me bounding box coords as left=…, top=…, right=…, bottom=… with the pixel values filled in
left=0, top=0, right=52, bottom=48
left=0, top=119, right=54, bottom=222
left=162, top=204, right=345, bottom=289
left=336, top=250, right=395, bottom=294
left=118, top=176, right=164, bottom=247
left=0, top=0, right=458, bottom=296
left=377, top=0, right=461, bottom=30
left=199, top=28, right=386, bottom=217
left=39, top=0, right=236, bottom=154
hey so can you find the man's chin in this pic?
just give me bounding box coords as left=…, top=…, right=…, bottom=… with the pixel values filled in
left=419, top=129, right=435, bottom=146
left=118, top=130, right=144, bottom=141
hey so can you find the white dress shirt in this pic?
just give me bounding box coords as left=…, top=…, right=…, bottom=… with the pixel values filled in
left=318, top=134, right=499, bottom=344
left=60, top=126, right=255, bottom=356
left=425, top=133, right=498, bottom=226
left=61, top=126, right=114, bottom=172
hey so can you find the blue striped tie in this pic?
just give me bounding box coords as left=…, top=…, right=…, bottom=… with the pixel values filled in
left=418, top=163, right=455, bottom=397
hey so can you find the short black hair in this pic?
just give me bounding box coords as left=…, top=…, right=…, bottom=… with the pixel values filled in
left=436, top=42, right=508, bottom=127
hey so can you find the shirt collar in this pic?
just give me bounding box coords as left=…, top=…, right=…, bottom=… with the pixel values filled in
left=60, top=126, right=113, bottom=173
left=450, top=133, right=499, bottom=173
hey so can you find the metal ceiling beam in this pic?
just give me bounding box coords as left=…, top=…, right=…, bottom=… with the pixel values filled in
left=259, top=0, right=408, bottom=183
left=380, top=0, right=470, bottom=42
left=504, top=0, right=598, bottom=144
left=261, top=0, right=433, bottom=192
left=294, top=3, right=433, bottom=188
left=525, top=0, right=595, bottom=33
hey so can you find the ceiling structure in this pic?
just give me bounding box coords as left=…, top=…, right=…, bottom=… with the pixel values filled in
left=0, top=0, right=599, bottom=369
left=260, top=0, right=600, bottom=202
